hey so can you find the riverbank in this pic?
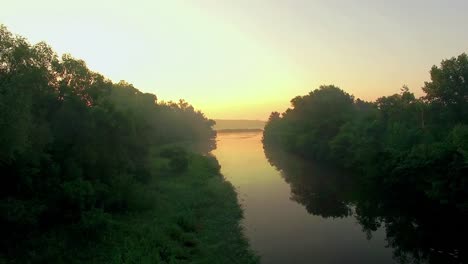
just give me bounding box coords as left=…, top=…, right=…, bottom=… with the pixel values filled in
left=3, top=152, right=258, bottom=264
left=102, top=153, right=259, bottom=263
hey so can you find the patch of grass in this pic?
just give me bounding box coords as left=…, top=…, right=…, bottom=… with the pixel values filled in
left=3, top=151, right=258, bottom=263
left=30, top=152, right=258, bottom=264
left=104, top=153, right=259, bottom=264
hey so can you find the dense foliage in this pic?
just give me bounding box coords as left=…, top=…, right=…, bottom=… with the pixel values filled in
left=0, top=26, right=256, bottom=263
left=263, top=54, right=468, bottom=211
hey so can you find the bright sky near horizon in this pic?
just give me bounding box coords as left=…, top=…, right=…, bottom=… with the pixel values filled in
left=2, top=0, right=467, bottom=120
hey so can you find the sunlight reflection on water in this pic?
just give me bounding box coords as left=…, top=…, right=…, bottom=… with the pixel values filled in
left=212, top=131, right=394, bottom=264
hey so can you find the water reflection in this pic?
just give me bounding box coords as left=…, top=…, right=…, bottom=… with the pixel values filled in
left=264, top=143, right=467, bottom=264
left=213, top=132, right=393, bottom=264
left=264, top=146, right=354, bottom=218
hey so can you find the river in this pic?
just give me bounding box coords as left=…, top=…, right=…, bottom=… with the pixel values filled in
left=212, top=131, right=466, bottom=264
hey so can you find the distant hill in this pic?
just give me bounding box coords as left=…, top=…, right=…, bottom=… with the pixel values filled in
left=213, top=119, right=266, bottom=130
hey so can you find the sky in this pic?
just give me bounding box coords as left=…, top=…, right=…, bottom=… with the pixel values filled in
left=2, top=0, right=467, bottom=120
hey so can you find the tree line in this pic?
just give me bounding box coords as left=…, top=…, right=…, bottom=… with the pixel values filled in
left=0, top=25, right=217, bottom=261
left=263, top=53, right=468, bottom=211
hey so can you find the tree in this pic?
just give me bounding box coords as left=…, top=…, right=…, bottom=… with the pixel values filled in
left=423, top=53, right=468, bottom=123
left=0, top=25, right=217, bottom=262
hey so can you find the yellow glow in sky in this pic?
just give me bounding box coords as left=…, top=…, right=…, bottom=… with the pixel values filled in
left=2, top=0, right=467, bottom=120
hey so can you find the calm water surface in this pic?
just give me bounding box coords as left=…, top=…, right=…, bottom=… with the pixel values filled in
left=212, top=131, right=394, bottom=264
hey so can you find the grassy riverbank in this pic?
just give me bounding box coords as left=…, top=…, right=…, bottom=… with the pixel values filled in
left=3, top=152, right=258, bottom=264
left=0, top=26, right=257, bottom=264
left=107, top=153, right=259, bottom=264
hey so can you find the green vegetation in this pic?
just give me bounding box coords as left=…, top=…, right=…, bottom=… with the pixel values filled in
left=263, top=53, right=468, bottom=212
left=0, top=25, right=257, bottom=263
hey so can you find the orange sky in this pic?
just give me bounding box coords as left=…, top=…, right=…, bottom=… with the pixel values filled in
left=2, top=0, right=467, bottom=120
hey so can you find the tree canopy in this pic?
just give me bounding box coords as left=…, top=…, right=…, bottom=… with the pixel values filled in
left=263, top=54, right=468, bottom=212
left=0, top=25, right=218, bottom=262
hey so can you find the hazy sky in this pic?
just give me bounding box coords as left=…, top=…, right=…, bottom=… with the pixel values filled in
left=2, top=0, right=467, bottom=120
